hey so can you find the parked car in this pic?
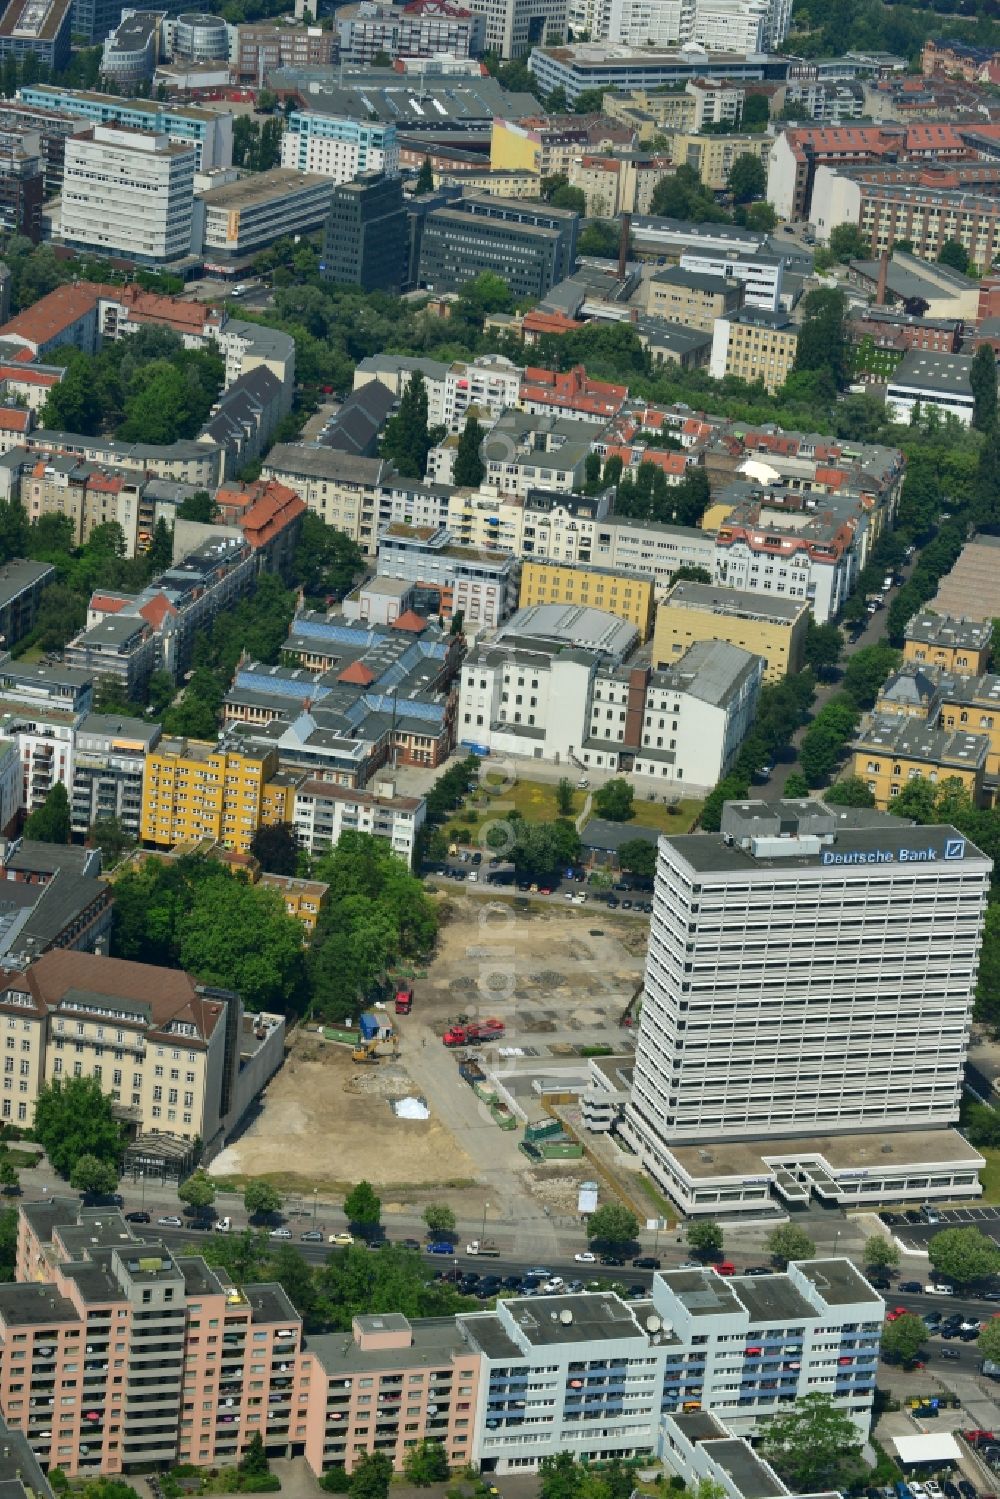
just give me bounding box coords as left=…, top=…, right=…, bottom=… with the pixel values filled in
left=157, top=1215, right=182, bottom=1227
left=329, top=1232, right=354, bottom=1247
left=300, top=1230, right=323, bottom=1242
left=125, top=1211, right=150, bottom=1223
left=633, top=1256, right=661, bottom=1270
left=900, top=1281, right=924, bottom=1293
left=426, top=1241, right=455, bottom=1254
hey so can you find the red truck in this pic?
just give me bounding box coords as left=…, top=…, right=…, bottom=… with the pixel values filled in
left=442, top=1020, right=506, bottom=1047
left=394, top=984, right=414, bottom=1015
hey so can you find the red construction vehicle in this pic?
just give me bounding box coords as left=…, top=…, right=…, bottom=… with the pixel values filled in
left=394, top=984, right=414, bottom=1015
left=442, top=1019, right=506, bottom=1047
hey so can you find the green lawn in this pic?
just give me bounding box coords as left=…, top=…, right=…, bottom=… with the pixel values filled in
left=445, top=775, right=702, bottom=839
left=978, top=1147, right=1000, bottom=1204
left=627, top=796, right=703, bottom=835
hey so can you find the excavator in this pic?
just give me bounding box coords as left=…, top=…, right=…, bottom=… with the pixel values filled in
left=351, top=1036, right=400, bottom=1065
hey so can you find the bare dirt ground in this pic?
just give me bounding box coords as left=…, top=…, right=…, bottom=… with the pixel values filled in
left=208, top=1029, right=478, bottom=1198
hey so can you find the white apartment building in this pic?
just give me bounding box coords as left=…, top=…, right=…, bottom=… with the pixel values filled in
left=442, top=355, right=523, bottom=432
left=713, top=505, right=859, bottom=624
left=679, top=246, right=783, bottom=311
left=619, top=798, right=991, bottom=1215
left=279, top=112, right=399, bottom=182
left=460, top=606, right=760, bottom=786
left=689, top=0, right=768, bottom=51
left=466, top=0, right=567, bottom=58
left=60, top=124, right=196, bottom=266
left=570, top=0, right=785, bottom=48
left=459, top=1261, right=881, bottom=1474
left=291, top=777, right=426, bottom=865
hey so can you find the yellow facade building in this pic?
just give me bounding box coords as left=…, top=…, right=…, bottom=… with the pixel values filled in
left=670, top=131, right=770, bottom=191
left=851, top=713, right=988, bottom=810
left=903, top=611, right=992, bottom=675
left=652, top=580, right=808, bottom=682
left=140, top=738, right=284, bottom=853
left=710, top=309, right=799, bottom=394
left=518, top=558, right=656, bottom=640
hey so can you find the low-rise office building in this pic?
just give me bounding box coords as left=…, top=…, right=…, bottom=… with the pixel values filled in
left=0, top=0, right=71, bottom=71
left=518, top=556, right=656, bottom=640
left=335, top=0, right=485, bottom=61
left=198, top=169, right=333, bottom=266
left=235, top=19, right=335, bottom=79
left=280, top=113, right=399, bottom=182
left=18, top=85, right=232, bottom=171
left=377, top=523, right=520, bottom=629
left=647, top=265, right=744, bottom=331
left=885, top=349, right=975, bottom=426
left=416, top=194, right=579, bottom=299
left=653, top=580, right=809, bottom=681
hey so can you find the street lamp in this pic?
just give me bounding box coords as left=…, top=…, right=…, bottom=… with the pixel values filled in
left=139, top=1170, right=145, bottom=1210
left=312, top=1188, right=318, bottom=1225
left=481, top=1200, right=490, bottom=1244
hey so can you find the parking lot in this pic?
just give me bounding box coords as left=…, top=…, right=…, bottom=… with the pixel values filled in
left=884, top=1206, right=1000, bottom=1253
left=429, top=858, right=654, bottom=914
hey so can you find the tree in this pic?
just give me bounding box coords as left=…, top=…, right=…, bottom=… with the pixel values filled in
left=971, top=343, right=998, bottom=433
left=784, top=772, right=810, bottom=798
left=415, top=156, right=434, bottom=193
left=828, top=223, right=868, bottom=263
left=453, top=414, right=485, bottom=487
left=349, top=1452, right=393, bottom=1499
left=938, top=239, right=969, bottom=274
left=803, top=618, right=843, bottom=674
left=594, top=778, right=634, bottom=822
left=578, top=220, right=621, bottom=259
left=863, top=1236, right=900, bottom=1271
left=687, top=1220, right=723, bottom=1259
left=0, top=1157, right=18, bottom=1193
left=824, top=777, right=876, bottom=808
left=618, top=838, right=657, bottom=879
left=741, top=92, right=770, bottom=128
left=249, top=822, right=300, bottom=876
left=177, top=490, right=217, bottom=523
left=794, top=287, right=847, bottom=389
left=69, top=1154, right=119, bottom=1197
left=344, top=1180, right=381, bottom=1230
left=881, top=1312, right=926, bottom=1365
left=23, top=782, right=70, bottom=844
left=556, top=777, right=575, bottom=816
left=294, top=513, right=364, bottom=603
left=842, top=644, right=901, bottom=708
left=176, top=876, right=306, bottom=1013
left=728, top=153, right=766, bottom=202
left=178, top=1171, right=217, bottom=1214
left=928, top=1225, right=1000, bottom=1285
left=89, top=815, right=134, bottom=868
left=34, top=1076, right=122, bottom=1177
left=244, top=1179, right=282, bottom=1218
left=977, top=1316, right=1000, bottom=1365
left=540, top=1453, right=585, bottom=1499
left=746, top=201, right=778, bottom=233
left=759, top=1394, right=865, bottom=1493
left=766, top=1222, right=815, bottom=1267
left=423, top=1203, right=456, bottom=1236
left=403, top=1441, right=450, bottom=1486
left=587, top=1202, right=639, bottom=1248
left=382, top=371, right=430, bottom=479
left=240, top=1431, right=269, bottom=1477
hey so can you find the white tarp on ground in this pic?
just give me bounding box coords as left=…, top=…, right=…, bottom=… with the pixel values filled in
left=393, top=1097, right=430, bottom=1119
left=893, top=1434, right=962, bottom=1465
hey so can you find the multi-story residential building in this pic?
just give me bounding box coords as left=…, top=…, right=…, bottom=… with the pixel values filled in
left=0, top=561, right=54, bottom=650
left=904, top=611, right=992, bottom=674
left=519, top=557, right=656, bottom=640
left=376, top=524, right=520, bottom=628
left=60, top=126, right=196, bottom=267
left=235, top=19, right=335, bottom=80
left=139, top=738, right=284, bottom=854
left=416, top=194, right=578, bottom=298
left=0, top=949, right=283, bottom=1143
left=566, top=151, right=673, bottom=217
left=0, top=131, right=43, bottom=243
left=262, top=446, right=391, bottom=555
left=63, top=614, right=158, bottom=704
left=18, top=85, right=232, bottom=170
left=460, top=606, right=761, bottom=783
left=441, top=355, right=522, bottom=432
left=618, top=797, right=990, bottom=1215
left=280, top=114, right=399, bottom=183
left=480, top=411, right=599, bottom=498
left=709, top=309, right=799, bottom=394
left=291, top=777, right=426, bottom=864
left=647, top=266, right=744, bottom=332
left=519, top=364, right=627, bottom=421
left=668, top=131, right=771, bottom=193
left=322, top=172, right=408, bottom=293
left=0, top=1199, right=882, bottom=1481
left=653, top=580, right=809, bottom=683
left=0, top=657, right=91, bottom=818
left=489, top=113, right=635, bottom=178
left=851, top=713, right=988, bottom=808
left=712, top=486, right=859, bottom=623
left=0, top=0, right=71, bottom=71
left=8, top=1200, right=302, bottom=1472
left=885, top=349, right=974, bottom=426
left=197, top=170, right=333, bottom=267
left=69, top=713, right=161, bottom=843
left=335, top=0, right=485, bottom=61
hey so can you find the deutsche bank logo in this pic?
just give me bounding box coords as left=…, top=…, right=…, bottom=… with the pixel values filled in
left=945, top=838, right=966, bottom=861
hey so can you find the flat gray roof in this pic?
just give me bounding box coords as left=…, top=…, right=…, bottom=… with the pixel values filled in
left=500, top=1292, right=643, bottom=1346
left=794, top=1258, right=880, bottom=1306
left=728, top=1274, right=814, bottom=1321
left=663, top=579, right=807, bottom=622
left=659, top=1268, right=745, bottom=1317
left=667, top=817, right=988, bottom=874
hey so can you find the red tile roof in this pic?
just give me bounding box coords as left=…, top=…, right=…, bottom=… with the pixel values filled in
left=0, top=408, right=30, bottom=432
left=138, top=593, right=177, bottom=630
left=90, top=593, right=130, bottom=615
left=391, top=608, right=428, bottom=633
left=338, top=660, right=376, bottom=685
left=0, top=282, right=118, bottom=351
left=18, top=949, right=225, bottom=1041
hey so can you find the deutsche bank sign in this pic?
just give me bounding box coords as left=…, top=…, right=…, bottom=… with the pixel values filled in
left=821, top=838, right=967, bottom=865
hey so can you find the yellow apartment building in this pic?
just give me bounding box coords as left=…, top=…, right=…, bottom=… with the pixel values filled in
left=851, top=713, right=988, bottom=810
left=652, top=579, right=808, bottom=682
left=646, top=266, right=743, bottom=331
left=938, top=674, right=1000, bottom=780
left=140, top=737, right=283, bottom=853
left=518, top=557, right=656, bottom=640
left=670, top=131, right=771, bottom=190
left=903, top=611, right=992, bottom=675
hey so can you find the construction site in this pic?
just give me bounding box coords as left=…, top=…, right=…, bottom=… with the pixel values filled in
left=208, top=894, right=650, bottom=1235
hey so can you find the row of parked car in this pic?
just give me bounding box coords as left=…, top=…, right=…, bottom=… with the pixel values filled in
left=892, top=1475, right=979, bottom=1499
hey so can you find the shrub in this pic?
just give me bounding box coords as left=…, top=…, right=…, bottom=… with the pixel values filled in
left=320, top=1471, right=351, bottom=1494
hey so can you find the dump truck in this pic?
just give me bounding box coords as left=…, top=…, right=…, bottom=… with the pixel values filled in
left=442, top=1020, right=506, bottom=1046
left=466, top=1240, right=501, bottom=1257
left=394, top=984, right=414, bottom=1015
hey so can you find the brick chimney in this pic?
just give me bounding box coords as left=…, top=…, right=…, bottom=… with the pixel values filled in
left=618, top=211, right=631, bottom=280
left=876, top=249, right=890, bottom=307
